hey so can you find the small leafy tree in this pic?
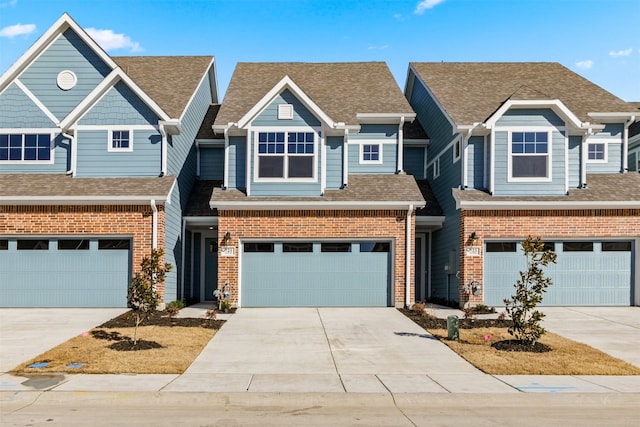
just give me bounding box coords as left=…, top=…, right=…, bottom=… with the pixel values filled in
left=127, top=248, right=172, bottom=346
left=503, top=236, right=557, bottom=345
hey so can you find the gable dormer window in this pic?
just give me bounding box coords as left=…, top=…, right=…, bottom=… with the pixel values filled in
left=256, top=130, right=315, bottom=179
left=360, top=144, right=382, bottom=164
left=0, top=133, right=52, bottom=163
left=509, top=131, right=550, bottom=180
left=108, top=129, right=133, bottom=152
left=587, top=143, right=606, bottom=162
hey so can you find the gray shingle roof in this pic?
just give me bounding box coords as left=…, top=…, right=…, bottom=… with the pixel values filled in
left=113, top=56, right=214, bottom=119
left=453, top=173, right=640, bottom=205
left=410, top=62, right=632, bottom=125
left=0, top=174, right=176, bottom=202
left=629, top=102, right=640, bottom=138
left=210, top=174, right=425, bottom=207
left=185, top=180, right=222, bottom=216
left=215, top=62, right=414, bottom=126
left=196, top=104, right=223, bottom=140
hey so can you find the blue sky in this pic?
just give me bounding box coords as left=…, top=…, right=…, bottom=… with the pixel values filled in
left=1, top=0, right=639, bottom=101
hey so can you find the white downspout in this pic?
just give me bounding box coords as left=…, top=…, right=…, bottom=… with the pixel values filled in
left=343, top=128, right=349, bottom=187
left=159, top=125, right=168, bottom=177
left=623, top=116, right=636, bottom=172
left=223, top=127, right=230, bottom=188
left=581, top=128, right=593, bottom=187
left=405, top=204, right=413, bottom=308
left=63, top=131, right=75, bottom=176
left=150, top=199, right=158, bottom=250
left=397, top=116, right=405, bottom=173
left=245, top=128, right=251, bottom=196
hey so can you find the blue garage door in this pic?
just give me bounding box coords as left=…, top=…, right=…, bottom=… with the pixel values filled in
left=242, top=241, right=392, bottom=307
left=484, top=241, right=633, bottom=306
left=0, top=238, right=130, bottom=307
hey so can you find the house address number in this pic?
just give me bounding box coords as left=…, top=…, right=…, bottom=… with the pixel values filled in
left=465, top=246, right=481, bottom=257
left=221, top=246, right=236, bottom=257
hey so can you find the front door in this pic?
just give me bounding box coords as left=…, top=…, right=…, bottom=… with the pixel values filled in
left=204, top=237, right=218, bottom=301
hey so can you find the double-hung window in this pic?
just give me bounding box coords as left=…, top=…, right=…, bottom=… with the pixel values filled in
left=510, top=131, right=550, bottom=179
left=257, top=131, right=315, bottom=179
left=109, top=130, right=132, bottom=152
left=0, top=133, right=52, bottom=162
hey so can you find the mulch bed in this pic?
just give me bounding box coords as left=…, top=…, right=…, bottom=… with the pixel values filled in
left=400, top=308, right=550, bottom=353
left=98, top=310, right=225, bottom=330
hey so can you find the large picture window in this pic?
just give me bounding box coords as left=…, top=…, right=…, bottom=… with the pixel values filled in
left=510, top=131, right=549, bottom=179
left=257, top=131, right=315, bottom=179
left=0, top=133, right=51, bottom=162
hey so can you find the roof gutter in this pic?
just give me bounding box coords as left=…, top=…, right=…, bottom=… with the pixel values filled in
left=0, top=196, right=170, bottom=205
left=62, top=131, right=76, bottom=177
left=210, top=200, right=427, bottom=211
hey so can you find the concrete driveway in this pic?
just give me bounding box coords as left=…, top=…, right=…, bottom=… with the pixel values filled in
left=0, top=308, right=128, bottom=372
left=541, top=307, right=640, bottom=368
left=169, top=308, right=516, bottom=393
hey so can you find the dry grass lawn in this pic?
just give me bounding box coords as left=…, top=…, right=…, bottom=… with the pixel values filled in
left=12, top=326, right=216, bottom=374
left=428, top=326, right=640, bottom=375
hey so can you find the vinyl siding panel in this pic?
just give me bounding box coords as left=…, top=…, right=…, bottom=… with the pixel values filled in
left=0, top=83, right=56, bottom=128
left=493, top=129, right=566, bottom=196
left=404, top=146, right=425, bottom=179
left=467, top=136, right=484, bottom=189
left=349, top=124, right=398, bottom=141
left=19, top=29, right=111, bottom=121
left=200, top=147, right=224, bottom=179
left=228, top=136, right=246, bottom=189
left=587, top=143, right=622, bottom=174
left=252, top=89, right=321, bottom=127
left=78, top=82, right=159, bottom=126
left=568, top=136, right=582, bottom=188
left=75, top=129, right=161, bottom=177
left=325, top=136, right=343, bottom=189
left=164, top=69, right=214, bottom=303
left=495, top=109, right=564, bottom=127
left=348, top=143, right=397, bottom=173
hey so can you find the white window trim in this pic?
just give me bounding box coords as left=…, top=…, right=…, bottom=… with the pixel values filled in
left=107, top=128, right=134, bottom=152
left=359, top=142, right=383, bottom=165
left=506, top=129, right=553, bottom=183
left=433, top=157, right=440, bottom=179
left=277, top=104, right=294, bottom=120
left=586, top=141, right=608, bottom=163
left=252, top=126, right=319, bottom=183
left=453, top=137, right=461, bottom=163
left=0, top=129, right=56, bottom=164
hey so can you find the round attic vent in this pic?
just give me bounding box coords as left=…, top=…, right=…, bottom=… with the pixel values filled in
left=56, top=70, right=77, bottom=90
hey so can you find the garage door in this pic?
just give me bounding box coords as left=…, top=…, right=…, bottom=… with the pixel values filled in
left=241, top=241, right=392, bottom=307
left=0, top=238, right=130, bottom=307
left=484, top=241, right=633, bottom=306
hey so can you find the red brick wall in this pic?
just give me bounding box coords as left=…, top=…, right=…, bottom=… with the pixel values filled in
left=217, top=209, right=415, bottom=307
left=459, top=209, right=640, bottom=306
left=0, top=204, right=166, bottom=299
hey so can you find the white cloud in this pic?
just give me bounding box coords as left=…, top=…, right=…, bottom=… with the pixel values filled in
left=368, top=44, right=389, bottom=51
left=609, top=48, right=633, bottom=58
left=86, top=28, right=142, bottom=53
left=0, top=23, right=36, bottom=38
left=393, top=13, right=402, bottom=20
left=414, top=0, right=446, bottom=15
left=576, top=60, right=594, bottom=69
left=0, top=0, right=18, bottom=8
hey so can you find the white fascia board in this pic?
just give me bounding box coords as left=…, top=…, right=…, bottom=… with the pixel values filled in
left=0, top=13, right=117, bottom=93
left=455, top=199, right=640, bottom=210
left=485, top=99, right=583, bottom=129
left=404, top=138, right=430, bottom=145
left=61, top=69, right=171, bottom=131
left=236, top=75, right=335, bottom=129
left=210, top=200, right=427, bottom=211
left=196, top=139, right=225, bottom=145
left=0, top=196, right=169, bottom=205
left=13, top=79, right=60, bottom=125
left=178, top=57, right=216, bottom=122
left=588, top=112, right=638, bottom=122
left=356, top=113, right=416, bottom=124
left=408, top=64, right=458, bottom=130
left=183, top=216, right=218, bottom=224
left=415, top=216, right=446, bottom=227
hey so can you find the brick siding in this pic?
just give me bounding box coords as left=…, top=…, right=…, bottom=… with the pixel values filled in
left=459, top=209, right=640, bottom=306
left=0, top=204, right=166, bottom=300
left=217, top=209, right=415, bottom=307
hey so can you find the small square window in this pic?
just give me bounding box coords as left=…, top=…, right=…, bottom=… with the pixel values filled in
left=109, top=130, right=132, bottom=152
left=0, top=240, right=8, bottom=250
left=587, top=143, right=606, bottom=162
